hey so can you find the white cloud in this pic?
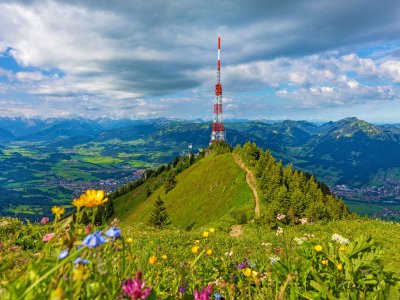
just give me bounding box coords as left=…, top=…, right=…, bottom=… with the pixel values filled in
left=347, top=80, right=359, bottom=89
left=16, top=71, right=44, bottom=81
left=289, top=72, right=307, bottom=85
left=380, top=60, right=400, bottom=83
left=276, top=89, right=288, bottom=96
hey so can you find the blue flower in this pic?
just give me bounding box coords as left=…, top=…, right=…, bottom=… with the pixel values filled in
left=82, top=231, right=106, bottom=248
left=105, top=227, right=121, bottom=239
left=214, top=292, right=222, bottom=299
left=58, top=249, right=69, bottom=260
left=74, top=257, right=90, bottom=265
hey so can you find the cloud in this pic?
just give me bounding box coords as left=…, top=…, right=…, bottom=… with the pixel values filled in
left=15, top=71, right=43, bottom=81
left=380, top=60, right=400, bottom=83
left=0, top=0, right=400, bottom=120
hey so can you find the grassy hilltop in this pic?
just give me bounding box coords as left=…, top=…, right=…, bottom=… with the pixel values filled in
left=112, top=142, right=348, bottom=229
left=114, top=152, right=254, bottom=228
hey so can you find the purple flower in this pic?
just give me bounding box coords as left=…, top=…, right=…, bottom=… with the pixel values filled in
left=179, top=286, right=186, bottom=293
left=58, top=249, right=69, bottom=259
left=82, top=231, right=106, bottom=248
left=194, top=285, right=212, bottom=300
left=74, top=257, right=90, bottom=265
left=121, top=272, right=152, bottom=300
left=105, top=227, right=121, bottom=239
left=237, top=258, right=250, bottom=269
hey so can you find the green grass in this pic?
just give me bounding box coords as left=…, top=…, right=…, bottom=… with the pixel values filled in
left=128, top=160, right=154, bottom=168
left=113, top=177, right=157, bottom=221
left=3, top=146, right=37, bottom=157
left=123, top=139, right=147, bottom=146
left=81, top=156, right=123, bottom=164
left=3, top=205, right=43, bottom=215
left=116, top=153, right=254, bottom=228
left=0, top=217, right=399, bottom=299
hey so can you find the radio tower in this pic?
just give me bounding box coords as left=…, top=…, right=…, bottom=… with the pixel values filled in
left=210, top=36, right=226, bottom=144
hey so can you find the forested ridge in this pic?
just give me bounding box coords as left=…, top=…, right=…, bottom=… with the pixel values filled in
left=234, top=142, right=349, bottom=224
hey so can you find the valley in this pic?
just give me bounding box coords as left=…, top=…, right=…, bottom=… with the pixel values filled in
left=0, top=117, right=400, bottom=220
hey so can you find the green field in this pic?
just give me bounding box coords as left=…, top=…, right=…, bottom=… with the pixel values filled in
left=81, top=156, right=123, bottom=164
left=3, top=204, right=43, bottom=215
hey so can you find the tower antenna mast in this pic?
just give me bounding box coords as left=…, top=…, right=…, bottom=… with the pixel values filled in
left=210, top=36, right=226, bottom=144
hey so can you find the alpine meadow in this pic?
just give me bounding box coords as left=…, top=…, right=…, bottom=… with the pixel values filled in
left=1, top=0, right=400, bottom=299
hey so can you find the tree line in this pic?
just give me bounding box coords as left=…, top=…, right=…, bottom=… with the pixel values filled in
left=234, top=142, right=349, bottom=225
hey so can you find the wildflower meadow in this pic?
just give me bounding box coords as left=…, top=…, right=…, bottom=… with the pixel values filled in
left=0, top=189, right=399, bottom=299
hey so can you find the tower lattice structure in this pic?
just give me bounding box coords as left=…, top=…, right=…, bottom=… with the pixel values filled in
left=210, top=36, right=226, bottom=144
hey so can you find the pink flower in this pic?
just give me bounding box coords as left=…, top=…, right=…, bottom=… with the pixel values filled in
left=42, top=232, right=55, bottom=242
left=121, top=271, right=152, bottom=300
left=193, top=284, right=212, bottom=300
left=85, top=225, right=92, bottom=234
left=40, top=217, right=49, bottom=225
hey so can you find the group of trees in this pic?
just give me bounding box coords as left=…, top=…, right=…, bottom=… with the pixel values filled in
left=234, top=142, right=349, bottom=224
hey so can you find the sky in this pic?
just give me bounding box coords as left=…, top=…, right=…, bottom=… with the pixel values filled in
left=0, top=0, right=400, bottom=122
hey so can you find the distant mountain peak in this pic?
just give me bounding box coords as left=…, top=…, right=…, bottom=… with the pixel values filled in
left=330, top=117, right=383, bottom=138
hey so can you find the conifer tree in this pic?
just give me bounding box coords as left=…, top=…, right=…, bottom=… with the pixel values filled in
left=164, top=170, right=177, bottom=193
left=149, top=196, right=170, bottom=229
left=145, top=185, right=152, bottom=199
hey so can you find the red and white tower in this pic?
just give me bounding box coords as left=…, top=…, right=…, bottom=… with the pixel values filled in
left=210, top=36, right=226, bottom=144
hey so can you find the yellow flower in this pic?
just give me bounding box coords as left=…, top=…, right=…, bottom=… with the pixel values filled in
left=337, top=263, right=343, bottom=271
left=71, top=197, right=85, bottom=208
left=162, top=254, right=168, bottom=260
left=314, top=244, right=323, bottom=253
left=50, top=287, right=65, bottom=300
left=322, top=258, right=329, bottom=265
left=51, top=206, right=65, bottom=217
left=339, top=246, right=347, bottom=252
left=125, top=237, right=133, bottom=244
left=209, top=228, right=215, bottom=233
left=206, top=249, right=213, bottom=256
left=252, top=271, right=260, bottom=282
left=73, top=265, right=89, bottom=281
left=191, top=245, right=199, bottom=254
left=72, top=189, right=108, bottom=208
left=243, top=268, right=252, bottom=277
left=195, top=240, right=200, bottom=244
left=148, top=256, right=157, bottom=265
left=202, top=231, right=209, bottom=238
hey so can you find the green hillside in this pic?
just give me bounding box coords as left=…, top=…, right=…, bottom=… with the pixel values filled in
left=114, top=152, right=254, bottom=228
left=113, top=142, right=348, bottom=229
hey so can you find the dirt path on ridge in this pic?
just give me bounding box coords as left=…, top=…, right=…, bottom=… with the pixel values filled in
left=233, top=154, right=260, bottom=217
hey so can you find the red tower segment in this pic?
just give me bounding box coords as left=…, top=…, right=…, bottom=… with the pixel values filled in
left=210, top=37, right=226, bottom=144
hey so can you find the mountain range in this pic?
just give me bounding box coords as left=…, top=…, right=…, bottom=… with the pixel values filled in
left=0, top=116, right=399, bottom=219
